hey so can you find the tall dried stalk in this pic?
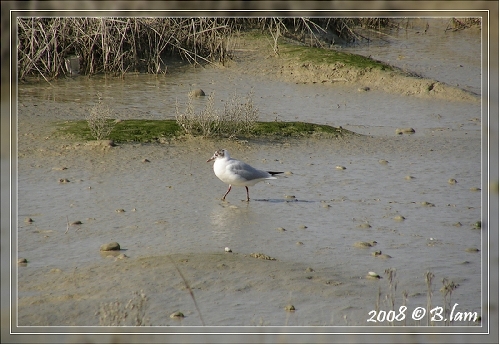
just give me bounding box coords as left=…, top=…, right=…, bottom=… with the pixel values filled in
left=175, top=91, right=258, bottom=138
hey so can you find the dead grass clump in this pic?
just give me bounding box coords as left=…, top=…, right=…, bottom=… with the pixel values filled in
left=87, top=94, right=116, bottom=140
left=17, top=18, right=234, bottom=80
left=175, top=91, right=258, bottom=138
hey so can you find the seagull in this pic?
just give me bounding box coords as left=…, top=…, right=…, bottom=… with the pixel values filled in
left=207, top=149, right=283, bottom=201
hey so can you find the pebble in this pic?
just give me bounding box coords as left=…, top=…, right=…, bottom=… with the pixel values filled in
left=115, top=209, right=125, bottom=213
left=284, top=304, right=296, bottom=312
left=224, top=247, right=232, bottom=252
left=305, top=267, right=314, bottom=272
left=50, top=268, right=62, bottom=273
left=354, top=241, right=377, bottom=248
left=189, top=88, right=205, bottom=97
left=420, top=201, right=435, bottom=207
left=322, top=204, right=331, bottom=208
left=298, top=225, right=308, bottom=229
left=100, top=242, right=121, bottom=251
left=284, top=195, right=296, bottom=199
left=250, top=253, right=276, bottom=261
left=404, top=175, right=415, bottom=180
left=18, top=258, right=28, bottom=264
left=296, top=241, right=304, bottom=245
left=59, top=178, right=70, bottom=183
left=71, top=220, right=83, bottom=225
left=366, top=272, right=382, bottom=279
left=473, top=221, right=481, bottom=229
left=470, top=187, right=481, bottom=192
left=453, top=222, right=463, bottom=227
left=395, top=128, right=415, bottom=134
left=284, top=171, right=293, bottom=176
left=116, top=254, right=128, bottom=260
left=358, top=223, right=372, bottom=229
left=372, top=251, right=392, bottom=259
left=378, top=159, right=389, bottom=165
left=170, top=311, right=185, bottom=318
left=393, top=215, right=405, bottom=221
left=448, top=178, right=458, bottom=185
left=358, top=86, right=370, bottom=92
left=276, top=227, right=286, bottom=232
left=465, top=247, right=480, bottom=252
left=142, top=159, right=150, bottom=163
left=24, top=217, right=33, bottom=223
left=52, top=166, right=68, bottom=171
left=335, top=165, right=346, bottom=170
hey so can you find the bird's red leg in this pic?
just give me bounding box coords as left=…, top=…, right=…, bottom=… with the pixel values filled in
left=245, top=186, right=250, bottom=202
left=222, top=185, right=232, bottom=200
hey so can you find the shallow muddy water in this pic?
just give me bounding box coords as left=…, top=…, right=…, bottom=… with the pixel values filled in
left=16, top=21, right=483, bottom=327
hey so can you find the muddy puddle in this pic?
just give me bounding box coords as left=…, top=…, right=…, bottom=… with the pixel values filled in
left=16, top=21, right=483, bottom=327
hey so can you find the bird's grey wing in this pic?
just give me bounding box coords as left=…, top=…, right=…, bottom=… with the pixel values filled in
left=227, top=160, right=271, bottom=181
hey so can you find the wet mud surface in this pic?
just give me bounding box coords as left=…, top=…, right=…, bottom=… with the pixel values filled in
left=16, top=22, right=483, bottom=327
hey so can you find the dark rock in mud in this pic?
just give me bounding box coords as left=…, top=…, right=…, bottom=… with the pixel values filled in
left=100, top=242, right=121, bottom=251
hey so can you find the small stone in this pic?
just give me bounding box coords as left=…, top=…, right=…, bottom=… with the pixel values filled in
left=335, top=165, right=346, bottom=170
left=224, top=247, right=232, bottom=252
left=393, top=215, right=405, bottom=221
left=473, top=221, right=481, bottom=229
left=189, top=89, right=205, bottom=97
left=378, top=159, right=389, bottom=165
left=18, top=258, right=28, bottom=264
left=296, top=241, right=304, bottom=245
left=420, top=201, right=435, bottom=207
left=453, top=222, right=463, bottom=227
left=284, top=195, right=296, bottom=199
left=470, top=187, right=481, bottom=192
left=448, top=178, right=458, bottom=185
left=284, top=171, right=293, bottom=175
left=284, top=304, right=295, bottom=311
left=358, top=86, right=370, bottom=92
left=116, top=254, right=128, bottom=260
left=24, top=217, right=33, bottom=223
left=142, top=159, right=150, bottom=163
left=405, top=175, right=416, bottom=180
left=298, top=225, right=308, bottom=229
left=276, top=227, right=286, bottom=231
left=71, top=220, right=82, bottom=225
left=170, top=311, right=185, bottom=318
left=50, top=268, right=62, bottom=273
left=115, top=209, right=125, bottom=213
left=465, top=247, right=480, bottom=252
left=59, top=178, right=70, bottom=183
left=250, top=253, right=276, bottom=261
left=367, top=272, right=382, bottom=279
left=395, top=128, right=415, bottom=134
left=358, top=223, right=372, bottom=229
left=100, top=242, right=120, bottom=251
left=354, top=241, right=376, bottom=248
left=322, top=204, right=331, bottom=208
left=305, top=267, right=315, bottom=272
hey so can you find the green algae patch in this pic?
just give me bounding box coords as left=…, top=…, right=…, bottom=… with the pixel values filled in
left=56, top=119, right=182, bottom=143
left=251, top=121, right=352, bottom=138
left=279, top=42, right=393, bottom=72
left=56, top=119, right=355, bottom=143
